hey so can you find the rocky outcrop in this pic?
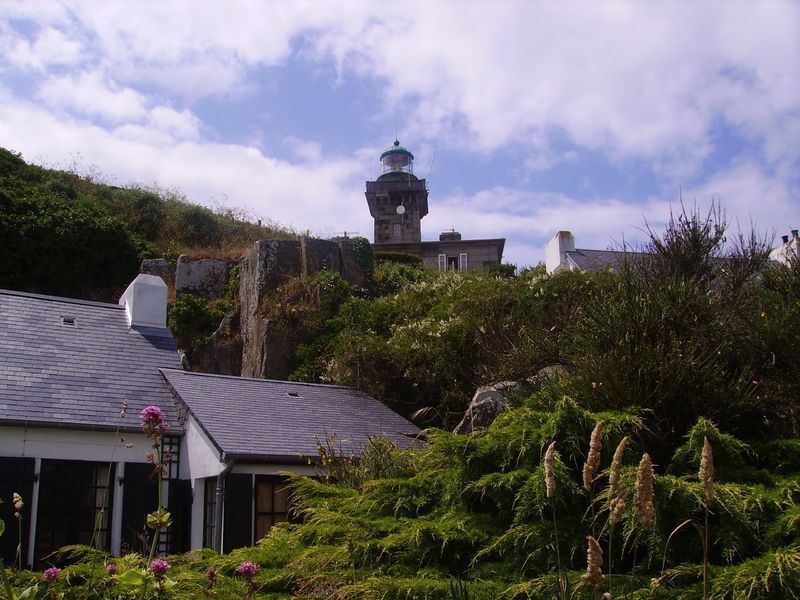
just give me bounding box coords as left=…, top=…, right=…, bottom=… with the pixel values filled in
left=140, top=259, right=176, bottom=293
left=175, top=255, right=236, bottom=299
left=185, top=314, right=242, bottom=376
left=453, top=381, right=517, bottom=434
left=142, top=238, right=364, bottom=380
left=239, top=238, right=365, bottom=379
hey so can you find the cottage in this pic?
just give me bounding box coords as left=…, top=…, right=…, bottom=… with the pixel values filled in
left=0, top=275, right=417, bottom=566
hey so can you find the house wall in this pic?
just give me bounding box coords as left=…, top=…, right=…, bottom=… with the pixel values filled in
left=0, top=425, right=159, bottom=565
left=0, top=425, right=151, bottom=462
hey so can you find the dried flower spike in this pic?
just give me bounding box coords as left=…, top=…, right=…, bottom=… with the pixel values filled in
left=634, top=453, right=655, bottom=528
left=581, top=535, right=605, bottom=589
left=700, top=436, right=715, bottom=503
left=609, top=489, right=628, bottom=526
left=544, top=441, right=557, bottom=498
left=583, top=421, right=604, bottom=491
left=608, top=436, right=628, bottom=498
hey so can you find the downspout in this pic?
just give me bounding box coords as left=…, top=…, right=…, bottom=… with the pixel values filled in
left=213, top=460, right=234, bottom=552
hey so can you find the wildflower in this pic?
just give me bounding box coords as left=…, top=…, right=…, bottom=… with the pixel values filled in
left=148, top=559, right=170, bottom=579
left=544, top=441, right=556, bottom=498
left=12, top=492, right=23, bottom=519
left=120, top=399, right=129, bottom=418
left=205, top=566, right=217, bottom=583
left=140, top=405, right=167, bottom=438
left=106, top=564, right=118, bottom=576
left=699, top=436, right=715, bottom=503
left=634, top=453, right=655, bottom=528
left=42, top=567, right=61, bottom=584
left=583, top=421, right=604, bottom=491
left=235, top=561, right=260, bottom=579
left=581, top=536, right=605, bottom=589
left=608, top=437, right=628, bottom=498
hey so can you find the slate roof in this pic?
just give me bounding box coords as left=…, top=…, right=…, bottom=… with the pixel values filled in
left=160, top=369, right=419, bottom=463
left=0, top=289, right=183, bottom=431
left=565, top=248, right=644, bottom=273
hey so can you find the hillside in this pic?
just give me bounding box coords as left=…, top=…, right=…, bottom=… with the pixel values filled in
left=0, top=147, right=297, bottom=301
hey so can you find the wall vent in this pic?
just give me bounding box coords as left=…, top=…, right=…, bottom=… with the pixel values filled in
left=286, top=391, right=301, bottom=398
left=61, top=316, right=77, bottom=327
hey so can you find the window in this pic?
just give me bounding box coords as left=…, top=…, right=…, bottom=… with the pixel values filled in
left=393, top=223, right=401, bottom=238
left=203, top=477, right=216, bottom=548
left=459, top=253, right=468, bottom=271
left=447, top=256, right=459, bottom=270
left=438, top=254, right=446, bottom=271
left=36, top=460, right=114, bottom=560
left=254, top=476, right=290, bottom=540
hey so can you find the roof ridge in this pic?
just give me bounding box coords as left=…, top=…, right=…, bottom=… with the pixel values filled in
left=571, top=248, right=647, bottom=255
left=0, top=288, right=124, bottom=309
left=159, top=368, right=363, bottom=392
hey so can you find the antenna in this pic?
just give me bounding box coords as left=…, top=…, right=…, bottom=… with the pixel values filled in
left=426, top=144, right=438, bottom=189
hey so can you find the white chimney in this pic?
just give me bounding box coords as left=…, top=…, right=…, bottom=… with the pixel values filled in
left=545, top=231, right=575, bottom=274
left=119, top=274, right=168, bottom=328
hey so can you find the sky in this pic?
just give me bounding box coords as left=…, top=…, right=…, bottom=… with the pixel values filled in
left=0, top=1, right=798, bottom=267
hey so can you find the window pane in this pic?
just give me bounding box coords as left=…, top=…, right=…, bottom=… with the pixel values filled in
left=255, top=515, right=273, bottom=540
left=256, top=482, right=273, bottom=512
left=274, top=485, right=289, bottom=513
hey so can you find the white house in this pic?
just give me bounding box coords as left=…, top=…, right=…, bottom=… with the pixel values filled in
left=0, top=275, right=417, bottom=566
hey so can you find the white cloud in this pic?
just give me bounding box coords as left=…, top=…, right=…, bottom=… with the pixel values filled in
left=146, top=106, right=200, bottom=141
left=38, top=72, right=148, bottom=121
left=7, top=26, right=84, bottom=69
left=0, top=99, right=371, bottom=237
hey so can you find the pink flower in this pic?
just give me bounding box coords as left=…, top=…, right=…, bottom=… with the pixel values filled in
left=205, top=567, right=217, bottom=582
left=42, top=567, right=61, bottom=584
left=235, top=561, right=260, bottom=579
left=106, top=564, right=118, bottom=576
left=148, top=559, right=170, bottom=578
left=140, top=405, right=167, bottom=438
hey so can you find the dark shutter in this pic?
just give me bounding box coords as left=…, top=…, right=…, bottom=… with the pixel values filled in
left=120, top=463, right=157, bottom=555
left=0, top=457, right=34, bottom=567
left=222, top=474, right=252, bottom=553
left=166, top=479, right=191, bottom=554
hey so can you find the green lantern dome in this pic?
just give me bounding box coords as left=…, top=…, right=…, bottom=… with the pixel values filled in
left=380, top=140, right=414, bottom=173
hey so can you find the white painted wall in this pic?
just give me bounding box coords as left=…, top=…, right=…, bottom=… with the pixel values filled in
left=182, top=415, right=225, bottom=479
left=0, top=425, right=152, bottom=463
left=231, top=463, right=317, bottom=477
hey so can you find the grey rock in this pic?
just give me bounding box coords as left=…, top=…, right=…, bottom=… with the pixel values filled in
left=453, top=381, right=518, bottom=434
left=140, top=258, right=176, bottom=291
left=175, top=255, right=236, bottom=300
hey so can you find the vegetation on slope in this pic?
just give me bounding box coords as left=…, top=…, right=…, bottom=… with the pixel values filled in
left=0, top=147, right=296, bottom=300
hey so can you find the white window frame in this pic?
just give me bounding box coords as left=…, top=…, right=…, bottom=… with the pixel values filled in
left=459, top=253, right=468, bottom=271
left=393, top=223, right=401, bottom=238
left=438, top=254, right=447, bottom=271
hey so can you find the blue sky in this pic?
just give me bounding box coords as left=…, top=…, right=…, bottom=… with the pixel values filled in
left=0, top=1, right=797, bottom=267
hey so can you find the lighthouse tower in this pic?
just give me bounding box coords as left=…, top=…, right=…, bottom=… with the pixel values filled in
left=365, top=140, right=429, bottom=244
